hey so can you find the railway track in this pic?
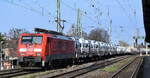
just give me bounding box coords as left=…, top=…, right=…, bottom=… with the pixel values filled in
left=48, top=55, right=131, bottom=78
left=0, top=68, right=43, bottom=78
left=0, top=68, right=31, bottom=78
left=109, top=56, right=143, bottom=78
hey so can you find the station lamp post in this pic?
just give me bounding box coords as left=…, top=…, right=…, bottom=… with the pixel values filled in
left=133, top=36, right=145, bottom=56
left=146, top=42, right=149, bottom=56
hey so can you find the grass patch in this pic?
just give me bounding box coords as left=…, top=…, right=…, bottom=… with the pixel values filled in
left=102, top=65, right=119, bottom=72
left=101, top=56, right=135, bottom=72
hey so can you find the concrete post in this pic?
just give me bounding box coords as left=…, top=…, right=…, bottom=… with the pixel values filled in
left=0, top=52, right=3, bottom=70
left=11, top=60, right=14, bottom=69
left=140, top=50, right=142, bottom=56
left=146, top=43, right=148, bottom=56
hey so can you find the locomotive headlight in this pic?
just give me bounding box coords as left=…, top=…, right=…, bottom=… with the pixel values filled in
left=20, top=53, right=25, bottom=56
left=34, top=48, right=42, bottom=52
left=20, top=48, right=27, bottom=52
left=36, top=53, right=41, bottom=56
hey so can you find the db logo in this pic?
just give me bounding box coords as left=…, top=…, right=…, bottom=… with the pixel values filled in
left=28, top=46, right=33, bottom=52
left=28, top=48, right=33, bottom=51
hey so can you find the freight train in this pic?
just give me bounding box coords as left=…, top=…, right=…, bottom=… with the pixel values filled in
left=18, top=28, right=132, bottom=67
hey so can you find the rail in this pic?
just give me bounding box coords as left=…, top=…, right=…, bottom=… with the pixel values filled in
left=49, top=56, right=131, bottom=78
left=109, top=56, right=143, bottom=78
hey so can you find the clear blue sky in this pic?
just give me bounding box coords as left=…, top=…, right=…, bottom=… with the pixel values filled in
left=0, top=0, right=145, bottom=45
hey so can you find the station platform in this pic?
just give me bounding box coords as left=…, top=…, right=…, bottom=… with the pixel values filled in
left=142, top=56, right=150, bottom=78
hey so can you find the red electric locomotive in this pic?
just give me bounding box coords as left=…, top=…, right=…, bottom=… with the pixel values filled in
left=18, top=28, right=75, bottom=67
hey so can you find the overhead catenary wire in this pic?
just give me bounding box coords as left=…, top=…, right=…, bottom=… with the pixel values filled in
left=124, top=0, right=138, bottom=26
left=2, top=0, right=139, bottom=33
left=8, top=0, right=96, bottom=31
left=2, top=0, right=55, bottom=18
left=61, top=0, right=102, bottom=27
left=3, top=0, right=42, bottom=15
left=122, top=0, right=144, bottom=44
left=114, top=0, right=136, bottom=26
left=2, top=0, right=59, bottom=24
left=3, top=0, right=102, bottom=28
left=114, top=0, right=141, bottom=44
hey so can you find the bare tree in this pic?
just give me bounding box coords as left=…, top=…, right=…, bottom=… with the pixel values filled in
left=67, top=24, right=76, bottom=36
left=7, top=28, right=29, bottom=39
left=0, top=33, right=6, bottom=48
left=6, top=28, right=29, bottom=57
left=88, top=28, right=110, bottom=43
left=67, top=24, right=88, bottom=38
left=119, top=41, right=129, bottom=47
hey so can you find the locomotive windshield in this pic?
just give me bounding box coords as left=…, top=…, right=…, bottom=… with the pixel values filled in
left=22, top=36, right=42, bottom=44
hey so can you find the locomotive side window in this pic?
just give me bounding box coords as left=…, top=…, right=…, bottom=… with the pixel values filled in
left=22, top=36, right=42, bottom=44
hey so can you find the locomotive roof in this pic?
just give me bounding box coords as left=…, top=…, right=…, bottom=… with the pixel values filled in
left=52, top=35, right=73, bottom=41
left=21, top=33, right=73, bottom=41
left=34, top=28, right=63, bottom=35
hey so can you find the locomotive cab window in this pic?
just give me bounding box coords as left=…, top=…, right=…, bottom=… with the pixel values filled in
left=22, top=36, right=43, bottom=44
left=32, top=36, right=42, bottom=44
